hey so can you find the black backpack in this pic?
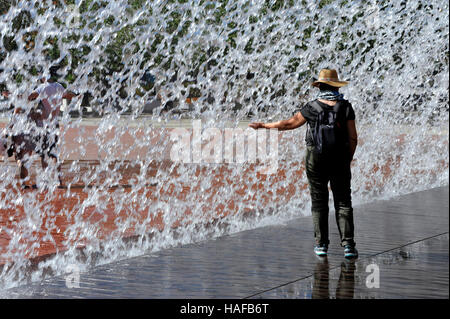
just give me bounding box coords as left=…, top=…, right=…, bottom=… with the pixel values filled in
left=309, top=100, right=349, bottom=154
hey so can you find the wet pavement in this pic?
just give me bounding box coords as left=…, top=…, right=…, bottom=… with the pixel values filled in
left=4, top=186, right=449, bottom=299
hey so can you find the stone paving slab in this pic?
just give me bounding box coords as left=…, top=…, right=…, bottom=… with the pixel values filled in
left=4, top=186, right=449, bottom=299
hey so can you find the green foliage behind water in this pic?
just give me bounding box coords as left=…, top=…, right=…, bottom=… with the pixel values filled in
left=0, top=0, right=448, bottom=122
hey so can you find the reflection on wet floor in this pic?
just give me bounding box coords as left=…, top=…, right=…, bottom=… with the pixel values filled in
left=254, top=234, right=448, bottom=299
left=312, top=258, right=356, bottom=299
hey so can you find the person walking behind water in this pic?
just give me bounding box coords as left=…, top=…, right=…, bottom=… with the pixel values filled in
left=10, top=70, right=76, bottom=189
left=249, top=69, right=358, bottom=259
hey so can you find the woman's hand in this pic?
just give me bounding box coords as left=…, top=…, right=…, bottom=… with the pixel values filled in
left=248, top=122, right=266, bottom=130
left=249, top=113, right=306, bottom=131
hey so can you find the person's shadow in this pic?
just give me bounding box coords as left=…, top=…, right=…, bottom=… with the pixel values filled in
left=312, top=257, right=356, bottom=299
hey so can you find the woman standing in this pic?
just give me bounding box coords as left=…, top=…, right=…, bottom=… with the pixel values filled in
left=249, top=69, right=358, bottom=258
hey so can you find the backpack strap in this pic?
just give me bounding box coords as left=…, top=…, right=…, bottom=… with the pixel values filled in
left=312, top=100, right=345, bottom=114
left=337, top=100, right=350, bottom=119
left=312, top=99, right=346, bottom=117
left=333, top=101, right=340, bottom=113
left=310, top=100, right=323, bottom=113
left=330, top=100, right=349, bottom=118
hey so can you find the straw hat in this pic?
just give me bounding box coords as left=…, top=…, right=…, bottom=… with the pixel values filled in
left=312, top=69, right=349, bottom=88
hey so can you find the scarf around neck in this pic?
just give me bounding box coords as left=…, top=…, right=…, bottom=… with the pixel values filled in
left=317, top=90, right=344, bottom=101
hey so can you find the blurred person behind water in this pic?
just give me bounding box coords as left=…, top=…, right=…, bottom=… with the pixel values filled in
left=9, top=66, right=76, bottom=188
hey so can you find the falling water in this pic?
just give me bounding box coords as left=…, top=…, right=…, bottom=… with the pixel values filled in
left=0, top=0, right=448, bottom=290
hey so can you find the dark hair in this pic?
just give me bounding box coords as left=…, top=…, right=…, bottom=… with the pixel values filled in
left=318, top=83, right=339, bottom=92
left=49, top=65, right=60, bottom=80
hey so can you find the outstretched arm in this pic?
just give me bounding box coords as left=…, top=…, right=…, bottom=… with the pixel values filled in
left=249, top=112, right=307, bottom=131
left=29, top=89, right=77, bottom=102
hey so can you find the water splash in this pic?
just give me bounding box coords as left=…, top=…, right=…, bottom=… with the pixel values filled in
left=0, top=0, right=448, bottom=290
